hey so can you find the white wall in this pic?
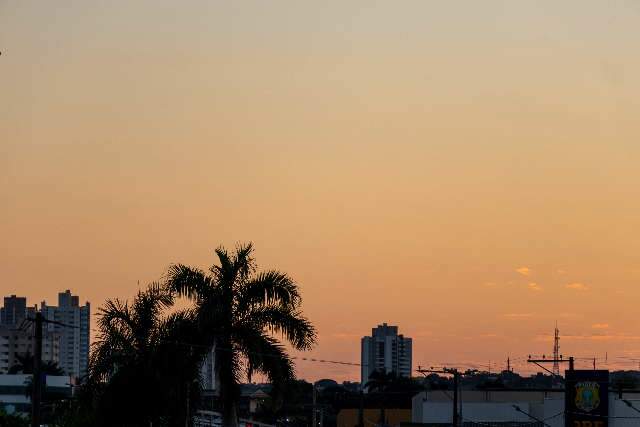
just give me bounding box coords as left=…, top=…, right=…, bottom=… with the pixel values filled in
left=418, top=401, right=532, bottom=424
left=413, top=392, right=640, bottom=426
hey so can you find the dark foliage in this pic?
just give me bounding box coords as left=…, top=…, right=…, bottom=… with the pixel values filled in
left=165, top=243, right=316, bottom=427
left=81, top=283, right=207, bottom=427
left=8, top=353, right=64, bottom=375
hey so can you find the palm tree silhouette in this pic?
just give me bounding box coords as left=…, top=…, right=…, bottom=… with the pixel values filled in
left=8, top=353, right=64, bottom=375
left=165, top=243, right=316, bottom=427
left=88, top=283, right=206, bottom=426
left=365, top=370, right=399, bottom=426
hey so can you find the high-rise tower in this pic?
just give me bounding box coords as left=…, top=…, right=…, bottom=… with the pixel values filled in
left=41, top=290, right=90, bottom=380
left=361, top=323, right=412, bottom=389
left=552, top=322, right=560, bottom=377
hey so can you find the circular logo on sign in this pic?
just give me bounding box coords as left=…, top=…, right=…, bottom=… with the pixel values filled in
left=575, top=381, right=601, bottom=412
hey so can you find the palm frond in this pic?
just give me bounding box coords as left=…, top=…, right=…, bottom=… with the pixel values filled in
left=211, top=246, right=233, bottom=282
left=143, top=281, right=174, bottom=307
left=211, top=243, right=256, bottom=291
left=131, top=283, right=174, bottom=348
left=234, top=327, right=295, bottom=403
left=89, top=316, right=137, bottom=382
left=237, top=270, right=301, bottom=310
left=241, top=305, right=316, bottom=351
left=97, top=298, right=132, bottom=333
left=165, top=264, right=212, bottom=301
left=232, top=242, right=255, bottom=283
left=159, top=308, right=212, bottom=351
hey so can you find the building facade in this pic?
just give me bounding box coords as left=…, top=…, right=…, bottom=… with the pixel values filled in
left=41, top=290, right=90, bottom=380
left=361, top=323, right=412, bottom=387
left=0, top=325, right=60, bottom=374
left=0, top=374, right=72, bottom=415
left=0, top=295, right=35, bottom=327
left=0, top=296, right=59, bottom=374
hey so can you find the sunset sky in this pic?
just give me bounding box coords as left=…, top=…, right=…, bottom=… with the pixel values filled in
left=2, top=1, right=640, bottom=382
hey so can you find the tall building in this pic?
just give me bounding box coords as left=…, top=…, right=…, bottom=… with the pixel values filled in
left=0, top=325, right=60, bottom=374
left=0, top=295, right=57, bottom=373
left=361, top=323, right=412, bottom=387
left=0, top=295, right=35, bottom=327
left=41, top=290, right=90, bottom=380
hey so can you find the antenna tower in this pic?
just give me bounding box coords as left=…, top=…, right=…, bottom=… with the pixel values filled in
left=552, top=322, right=560, bottom=377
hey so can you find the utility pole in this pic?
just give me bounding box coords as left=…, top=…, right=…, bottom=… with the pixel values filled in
left=553, top=322, right=560, bottom=377
left=452, top=370, right=459, bottom=427
left=312, top=383, right=317, bottom=427
left=417, top=367, right=461, bottom=427
left=31, top=312, right=43, bottom=427
left=357, top=390, right=364, bottom=427
left=185, top=344, right=194, bottom=427
left=26, top=313, right=76, bottom=427
left=527, top=355, right=574, bottom=384
left=185, top=381, right=190, bottom=427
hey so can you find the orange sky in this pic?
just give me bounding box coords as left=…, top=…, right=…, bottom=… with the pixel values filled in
left=2, top=1, right=640, bottom=382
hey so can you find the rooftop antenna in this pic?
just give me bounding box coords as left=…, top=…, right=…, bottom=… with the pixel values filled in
left=553, top=322, right=560, bottom=377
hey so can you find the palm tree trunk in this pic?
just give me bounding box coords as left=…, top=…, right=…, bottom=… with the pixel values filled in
left=217, top=339, right=239, bottom=427
left=219, top=373, right=239, bottom=427
left=223, top=400, right=239, bottom=427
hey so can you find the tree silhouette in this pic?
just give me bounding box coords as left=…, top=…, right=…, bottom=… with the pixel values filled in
left=0, top=407, right=28, bottom=427
left=87, top=283, right=206, bottom=426
left=165, top=243, right=316, bottom=427
left=365, top=370, right=404, bottom=426
left=8, top=353, right=64, bottom=375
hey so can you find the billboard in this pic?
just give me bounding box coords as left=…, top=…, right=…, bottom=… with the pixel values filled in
left=565, top=370, right=609, bottom=427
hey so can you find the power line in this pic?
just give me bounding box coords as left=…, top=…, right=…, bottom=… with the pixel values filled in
left=512, top=404, right=552, bottom=427
left=92, top=336, right=365, bottom=368
left=417, top=367, right=462, bottom=426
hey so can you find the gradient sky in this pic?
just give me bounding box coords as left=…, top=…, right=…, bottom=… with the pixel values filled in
left=2, top=1, right=640, bottom=382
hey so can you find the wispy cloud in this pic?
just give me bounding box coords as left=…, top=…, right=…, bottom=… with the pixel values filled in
left=412, top=331, right=434, bottom=338
left=535, top=334, right=555, bottom=342
left=479, top=333, right=501, bottom=338
left=559, top=312, right=580, bottom=318
left=504, top=313, right=533, bottom=319
left=483, top=282, right=498, bottom=288
left=516, top=267, right=531, bottom=276
left=330, top=333, right=361, bottom=340
left=528, top=283, right=542, bottom=292
left=566, top=282, right=589, bottom=291
left=592, top=323, right=609, bottom=329
left=562, top=334, right=640, bottom=342
left=536, top=331, right=640, bottom=342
